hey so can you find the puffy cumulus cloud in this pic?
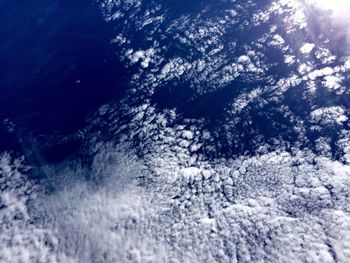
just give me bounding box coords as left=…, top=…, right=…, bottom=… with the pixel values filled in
left=0, top=148, right=177, bottom=262
left=33, top=149, right=174, bottom=263
left=3, top=131, right=350, bottom=262
left=97, top=0, right=288, bottom=97
left=300, top=43, right=315, bottom=54
left=94, top=0, right=350, bottom=157
left=0, top=154, right=71, bottom=263
left=3, top=0, right=350, bottom=262
left=1, top=98, right=350, bottom=262
left=338, top=130, right=350, bottom=163
left=310, top=106, right=348, bottom=125
left=126, top=48, right=156, bottom=68
left=59, top=101, right=349, bottom=262
left=36, top=0, right=349, bottom=260
left=101, top=0, right=347, bottom=97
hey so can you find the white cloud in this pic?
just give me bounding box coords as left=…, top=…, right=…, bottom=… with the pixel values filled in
left=3, top=0, right=350, bottom=261
left=310, top=106, right=348, bottom=125
left=300, top=43, right=315, bottom=54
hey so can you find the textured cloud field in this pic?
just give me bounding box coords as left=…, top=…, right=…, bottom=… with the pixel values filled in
left=2, top=134, right=350, bottom=262
left=1, top=0, right=350, bottom=262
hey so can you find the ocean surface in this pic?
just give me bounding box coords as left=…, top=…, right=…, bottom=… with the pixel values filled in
left=0, top=0, right=129, bottom=160
left=1, top=0, right=350, bottom=262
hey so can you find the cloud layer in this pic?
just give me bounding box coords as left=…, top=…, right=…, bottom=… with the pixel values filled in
left=1, top=0, right=350, bottom=262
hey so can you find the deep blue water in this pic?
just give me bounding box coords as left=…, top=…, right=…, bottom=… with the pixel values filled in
left=0, top=0, right=129, bottom=158
left=1, top=0, right=349, bottom=164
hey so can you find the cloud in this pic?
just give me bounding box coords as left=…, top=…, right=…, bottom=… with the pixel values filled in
left=2, top=97, right=350, bottom=261
left=2, top=0, right=350, bottom=262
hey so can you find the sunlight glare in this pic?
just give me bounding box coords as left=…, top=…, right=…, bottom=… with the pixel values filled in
left=308, top=0, right=350, bottom=16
